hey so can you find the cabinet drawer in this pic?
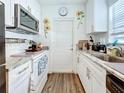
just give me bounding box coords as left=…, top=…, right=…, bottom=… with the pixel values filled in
left=9, top=61, right=31, bottom=85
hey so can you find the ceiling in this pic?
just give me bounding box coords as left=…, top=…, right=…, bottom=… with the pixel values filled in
left=38, top=0, right=87, bottom=5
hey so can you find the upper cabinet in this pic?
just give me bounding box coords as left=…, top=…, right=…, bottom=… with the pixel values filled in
left=86, top=0, right=108, bottom=34
left=1, top=0, right=13, bottom=26
left=14, top=0, right=31, bottom=12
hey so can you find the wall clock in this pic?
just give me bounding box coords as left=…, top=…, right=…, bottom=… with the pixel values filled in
left=58, top=7, right=68, bottom=16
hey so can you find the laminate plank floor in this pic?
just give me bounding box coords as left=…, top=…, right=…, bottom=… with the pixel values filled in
left=41, top=73, right=85, bottom=93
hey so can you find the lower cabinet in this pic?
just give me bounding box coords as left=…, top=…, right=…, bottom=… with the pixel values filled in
left=8, top=61, right=31, bottom=93
left=92, top=76, right=106, bottom=93
left=77, top=54, right=106, bottom=93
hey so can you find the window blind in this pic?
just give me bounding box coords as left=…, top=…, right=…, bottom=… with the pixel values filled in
left=112, top=0, right=124, bottom=33
left=109, top=0, right=124, bottom=43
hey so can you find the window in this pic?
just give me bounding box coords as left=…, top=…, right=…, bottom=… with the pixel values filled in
left=109, top=0, right=124, bottom=43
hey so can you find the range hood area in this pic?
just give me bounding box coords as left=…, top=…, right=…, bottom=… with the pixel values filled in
left=6, top=4, right=39, bottom=34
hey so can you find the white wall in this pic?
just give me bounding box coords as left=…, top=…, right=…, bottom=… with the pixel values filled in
left=40, top=4, right=88, bottom=73
left=41, top=4, right=88, bottom=43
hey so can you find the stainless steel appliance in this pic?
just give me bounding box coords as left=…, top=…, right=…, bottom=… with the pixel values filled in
left=106, top=73, right=124, bottom=93
left=7, top=4, right=39, bottom=34
left=0, top=1, right=6, bottom=93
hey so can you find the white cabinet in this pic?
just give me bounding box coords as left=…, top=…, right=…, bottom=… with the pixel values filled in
left=77, top=54, right=106, bottom=93
left=0, top=0, right=14, bottom=26
left=92, top=76, right=106, bottom=93
left=30, top=0, right=41, bottom=19
left=91, top=61, right=106, bottom=93
left=14, top=0, right=29, bottom=9
left=14, top=0, right=31, bottom=11
left=86, top=0, right=108, bottom=34
left=77, top=57, right=87, bottom=88
left=77, top=55, right=92, bottom=93
left=8, top=61, right=31, bottom=93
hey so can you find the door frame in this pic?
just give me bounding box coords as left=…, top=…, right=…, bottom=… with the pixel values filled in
left=49, top=18, right=75, bottom=73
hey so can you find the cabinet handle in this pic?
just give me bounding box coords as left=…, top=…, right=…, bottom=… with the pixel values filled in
left=18, top=67, right=29, bottom=75
left=87, top=67, right=91, bottom=79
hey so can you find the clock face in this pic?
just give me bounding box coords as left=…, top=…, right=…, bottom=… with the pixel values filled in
left=59, top=7, right=68, bottom=16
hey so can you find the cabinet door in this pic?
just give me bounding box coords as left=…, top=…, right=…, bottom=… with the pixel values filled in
left=79, top=56, right=92, bottom=93
left=86, top=0, right=107, bottom=33
left=94, top=0, right=107, bottom=32
left=92, top=76, right=106, bottom=93
left=86, top=0, right=94, bottom=34
left=14, top=0, right=28, bottom=10
left=3, top=0, right=13, bottom=26
left=11, top=77, right=30, bottom=93
left=77, top=56, right=86, bottom=91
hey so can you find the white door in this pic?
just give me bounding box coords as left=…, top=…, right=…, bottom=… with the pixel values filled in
left=51, top=19, right=73, bottom=72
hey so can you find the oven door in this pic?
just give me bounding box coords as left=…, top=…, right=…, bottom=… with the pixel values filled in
left=31, top=57, right=45, bottom=89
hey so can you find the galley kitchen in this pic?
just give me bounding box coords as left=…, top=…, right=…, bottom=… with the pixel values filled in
left=0, top=0, right=124, bottom=93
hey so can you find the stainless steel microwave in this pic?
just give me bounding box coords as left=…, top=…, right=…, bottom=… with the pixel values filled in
left=7, top=4, right=39, bottom=34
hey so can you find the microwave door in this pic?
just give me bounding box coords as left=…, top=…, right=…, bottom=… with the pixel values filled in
left=20, top=9, right=38, bottom=31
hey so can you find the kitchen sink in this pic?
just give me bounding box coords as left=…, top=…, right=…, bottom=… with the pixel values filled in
left=90, top=52, right=124, bottom=63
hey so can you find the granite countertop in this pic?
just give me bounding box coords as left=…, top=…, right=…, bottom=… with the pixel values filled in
left=6, top=57, right=31, bottom=71
left=10, top=50, right=46, bottom=58
left=6, top=50, right=47, bottom=71
left=78, top=50, right=124, bottom=82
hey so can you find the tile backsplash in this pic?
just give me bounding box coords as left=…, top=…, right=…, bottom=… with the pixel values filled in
left=5, top=31, right=34, bottom=58
left=91, top=33, right=108, bottom=44
left=6, top=43, right=30, bottom=58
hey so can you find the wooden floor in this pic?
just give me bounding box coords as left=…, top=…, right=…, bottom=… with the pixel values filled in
left=41, top=73, right=85, bottom=93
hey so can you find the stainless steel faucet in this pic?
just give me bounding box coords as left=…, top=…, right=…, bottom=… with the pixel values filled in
left=113, top=46, right=124, bottom=57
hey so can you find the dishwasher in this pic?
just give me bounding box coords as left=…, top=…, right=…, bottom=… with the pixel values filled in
left=106, top=73, right=124, bottom=93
